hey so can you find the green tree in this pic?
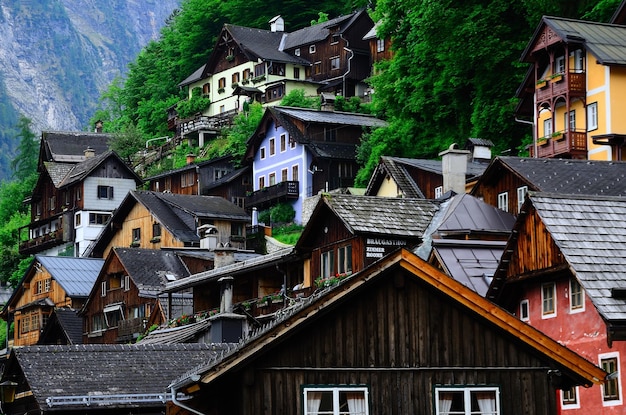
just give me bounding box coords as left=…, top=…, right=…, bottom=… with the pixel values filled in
left=109, top=123, right=145, bottom=163
left=10, top=116, right=38, bottom=181
left=280, top=89, right=320, bottom=109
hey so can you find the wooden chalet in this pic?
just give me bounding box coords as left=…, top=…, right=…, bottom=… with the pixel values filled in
left=80, top=247, right=194, bottom=344
left=20, top=149, right=142, bottom=257
left=167, top=249, right=605, bottom=415
left=85, top=190, right=250, bottom=258
left=37, top=307, right=83, bottom=345
left=0, top=343, right=231, bottom=415
left=363, top=21, right=393, bottom=68
left=0, top=256, right=103, bottom=347
left=296, top=194, right=439, bottom=286
left=244, top=106, right=386, bottom=223
left=487, top=192, right=626, bottom=413
left=174, top=10, right=375, bottom=141
left=470, top=156, right=626, bottom=215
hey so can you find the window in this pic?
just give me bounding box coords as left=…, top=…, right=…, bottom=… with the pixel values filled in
left=92, top=314, right=105, bottom=332
left=75, top=213, right=82, bottom=227
left=259, top=176, right=265, bottom=189
left=269, top=172, right=276, bottom=186
left=331, top=34, right=340, bottom=44
left=267, top=84, right=285, bottom=101
left=220, top=105, right=225, bottom=113
left=152, top=223, right=161, bottom=239
left=36, top=201, right=42, bottom=216
left=303, top=386, right=368, bottom=415
left=435, top=387, right=499, bottom=415
left=181, top=171, right=195, bottom=188
left=314, top=62, right=322, bottom=75
left=376, top=38, right=385, bottom=52
left=214, top=169, right=229, bottom=181
left=338, top=245, right=352, bottom=274
left=338, top=163, right=353, bottom=178
left=232, top=72, right=240, bottom=84
left=570, top=278, right=584, bottom=312
left=97, top=185, right=114, bottom=199
left=294, top=67, right=300, bottom=79
left=519, top=299, right=529, bottom=321
left=588, top=102, right=598, bottom=131
left=104, top=304, right=124, bottom=328
left=309, top=45, right=316, bottom=54
left=49, top=195, right=55, bottom=211
left=218, top=77, right=226, bottom=89
left=232, top=196, right=245, bottom=208
left=280, top=134, right=287, bottom=152
left=321, top=250, right=334, bottom=278
left=565, top=110, right=576, bottom=132
left=330, top=56, right=340, bottom=70
left=132, top=228, right=141, bottom=243
left=555, top=55, right=565, bottom=74
left=497, top=192, right=508, bottom=212
left=89, top=213, right=111, bottom=225
left=260, top=147, right=266, bottom=159
left=269, top=63, right=285, bottom=76
left=292, top=165, right=299, bottom=181
left=561, top=386, right=579, bottom=409
left=516, top=186, right=528, bottom=213
left=295, top=48, right=300, bottom=56
left=124, top=275, right=131, bottom=292
left=164, top=177, right=171, bottom=192
left=231, top=222, right=244, bottom=237
left=573, top=49, right=584, bottom=72
left=281, top=168, right=288, bottom=182
left=543, top=118, right=553, bottom=138
left=101, top=281, right=107, bottom=297
left=75, top=187, right=81, bottom=201
left=289, top=134, right=296, bottom=148
left=325, top=127, right=336, bottom=142
left=542, top=282, right=556, bottom=318
left=269, top=138, right=275, bottom=156
left=243, top=69, right=251, bottom=80
left=202, top=82, right=210, bottom=95
left=254, top=63, right=266, bottom=77
left=600, top=353, right=621, bottom=404
left=434, top=186, right=443, bottom=199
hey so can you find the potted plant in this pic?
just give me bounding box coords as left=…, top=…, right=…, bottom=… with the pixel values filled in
left=536, top=78, right=547, bottom=89
left=537, top=136, right=549, bottom=146
left=551, top=131, right=564, bottom=141
left=550, top=72, right=564, bottom=83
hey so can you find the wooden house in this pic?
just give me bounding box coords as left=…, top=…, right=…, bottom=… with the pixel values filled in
left=296, top=194, right=439, bottom=286
left=166, top=249, right=605, bottom=415
left=86, top=190, right=250, bottom=258
left=19, top=149, right=142, bottom=257
left=515, top=15, right=626, bottom=160
left=0, top=256, right=103, bottom=347
left=80, top=247, right=194, bottom=344
left=487, top=192, right=626, bottom=413
left=173, top=10, right=375, bottom=142
left=470, top=156, right=626, bottom=214
left=38, top=130, right=111, bottom=165
left=0, top=343, right=231, bottom=415
left=37, top=308, right=83, bottom=345
left=244, top=106, right=386, bottom=223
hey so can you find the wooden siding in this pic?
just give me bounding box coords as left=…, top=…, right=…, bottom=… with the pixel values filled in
left=189, top=267, right=560, bottom=415
left=151, top=170, right=199, bottom=195
left=414, top=169, right=443, bottom=199
left=472, top=167, right=534, bottom=214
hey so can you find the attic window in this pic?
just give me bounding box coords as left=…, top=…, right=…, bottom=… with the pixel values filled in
left=331, top=34, right=339, bottom=44
left=295, top=48, right=300, bottom=56
left=309, top=45, right=316, bottom=54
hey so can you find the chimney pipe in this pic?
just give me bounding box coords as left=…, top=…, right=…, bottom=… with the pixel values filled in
left=438, top=143, right=470, bottom=196
left=219, top=276, right=234, bottom=313
left=84, top=147, right=95, bottom=158
left=186, top=153, right=196, bottom=165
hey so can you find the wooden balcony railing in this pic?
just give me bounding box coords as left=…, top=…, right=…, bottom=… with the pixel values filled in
left=531, top=130, right=587, bottom=159
left=246, top=181, right=299, bottom=208
left=18, top=215, right=68, bottom=255
left=176, top=110, right=238, bottom=137
left=536, top=72, right=586, bottom=102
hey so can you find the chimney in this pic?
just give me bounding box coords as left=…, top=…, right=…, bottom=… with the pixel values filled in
left=186, top=153, right=196, bottom=165
left=269, top=15, right=284, bottom=32
left=210, top=275, right=246, bottom=343
left=94, top=120, right=103, bottom=133
left=84, top=147, right=95, bottom=158
left=214, top=243, right=236, bottom=268
left=219, top=276, right=234, bottom=313
left=465, top=138, right=494, bottom=163
left=439, top=143, right=470, bottom=196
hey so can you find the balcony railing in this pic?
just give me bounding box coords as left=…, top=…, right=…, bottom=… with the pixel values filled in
left=536, top=72, right=586, bottom=102
left=117, top=317, right=145, bottom=340
left=246, top=181, right=299, bottom=208
left=531, top=130, right=587, bottom=158
left=176, top=110, right=238, bottom=137
left=18, top=215, right=69, bottom=255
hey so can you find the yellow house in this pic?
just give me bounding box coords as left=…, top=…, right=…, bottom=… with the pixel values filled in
left=517, top=16, right=626, bottom=161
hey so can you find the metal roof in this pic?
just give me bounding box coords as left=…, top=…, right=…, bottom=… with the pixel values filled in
left=275, top=106, right=387, bottom=127
left=35, top=256, right=104, bottom=297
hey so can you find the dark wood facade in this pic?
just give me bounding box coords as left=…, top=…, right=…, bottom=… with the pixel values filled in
left=170, top=251, right=604, bottom=415
left=470, top=162, right=535, bottom=214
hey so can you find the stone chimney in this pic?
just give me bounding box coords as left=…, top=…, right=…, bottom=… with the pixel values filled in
left=186, top=153, right=196, bottom=165
left=465, top=138, right=494, bottom=163
left=439, top=143, right=470, bottom=195
left=214, top=243, right=236, bottom=268
left=219, top=276, right=234, bottom=314
left=209, top=275, right=246, bottom=343
left=84, top=147, right=95, bottom=158
left=269, top=15, right=284, bottom=32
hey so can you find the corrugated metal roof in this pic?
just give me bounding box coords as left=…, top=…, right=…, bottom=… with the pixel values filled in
left=36, top=256, right=104, bottom=297
left=275, top=106, right=387, bottom=127
left=531, top=192, right=626, bottom=321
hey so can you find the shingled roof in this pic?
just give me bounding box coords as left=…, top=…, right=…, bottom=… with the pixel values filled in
left=4, top=343, right=233, bottom=411
left=40, top=131, right=112, bottom=163
left=474, top=156, right=626, bottom=196
left=37, top=308, right=83, bottom=345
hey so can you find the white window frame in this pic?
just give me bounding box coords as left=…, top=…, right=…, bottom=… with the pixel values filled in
left=101, top=281, right=107, bottom=297
left=573, top=49, right=584, bottom=73
left=281, top=168, right=288, bottom=183
left=309, top=45, right=316, bottom=54
left=541, top=282, right=556, bottom=319
left=330, top=56, right=340, bottom=70
left=565, top=110, right=575, bottom=132
left=519, top=299, right=529, bottom=322
left=338, top=245, right=352, bottom=274
left=376, top=38, right=384, bottom=53
left=587, top=102, right=598, bottom=131
left=321, top=250, right=334, bottom=278
left=295, top=48, right=300, bottom=56
left=434, top=186, right=443, bottom=199
left=434, top=386, right=500, bottom=415
left=516, top=186, right=528, bottom=213
left=555, top=55, right=565, bottom=74
left=303, top=386, right=369, bottom=415
left=260, top=146, right=266, bottom=160
left=569, top=278, right=584, bottom=313
left=280, top=133, right=287, bottom=153
left=124, top=275, right=131, bottom=292
left=600, top=352, right=622, bottom=406
left=269, top=138, right=276, bottom=156
left=75, top=213, right=82, bottom=228
left=561, top=386, right=580, bottom=410
left=269, top=172, right=276, bottom=186
left=543, top=118, right=553, bottom=138
left=497, top=192, right=508, bottom=212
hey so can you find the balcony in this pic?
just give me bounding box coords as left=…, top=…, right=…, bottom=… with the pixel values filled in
left=117, top=317, right=145, bottom=342
left=246, top=181, right=299, bottom=209
left=530, top=130, right=587, bottom=159
left=176, top=110, right=238, bottom=138
left=18, top=215, right=69, bottom=255
left=536, top=72, right=586, bottom=103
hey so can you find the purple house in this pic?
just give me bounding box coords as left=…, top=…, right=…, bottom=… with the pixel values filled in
left=244, top=106, right=386, bottom=223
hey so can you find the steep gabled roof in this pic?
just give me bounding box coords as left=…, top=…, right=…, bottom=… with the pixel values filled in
left=40, top=131, right=112, bottom=163
left=38, top=308, right=83, bottom=345
left=522, top=16, right=626, bottom=65
left=473, top=156, right=626, bottom=196
left=5, top=343, right=233, bottom=411
left=435, top=193, right=515, bottom=234
left=169, top=249, right=605, bottom=392
left=282, top=11, right=365, bottom=49
left=490, top=192, right=626, bottom=322
left=224, top=24, right=307, bottom=65
left=36, top=256, right=104, bottom=297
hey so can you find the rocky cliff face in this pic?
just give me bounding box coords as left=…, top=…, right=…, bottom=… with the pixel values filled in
left=0, top=0, right=179, bottom=134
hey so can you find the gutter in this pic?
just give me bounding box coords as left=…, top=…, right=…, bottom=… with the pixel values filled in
left=170, top=385, right=207, bottom=415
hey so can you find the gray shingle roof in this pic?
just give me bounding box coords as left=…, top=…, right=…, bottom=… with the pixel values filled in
left=494, top=156, right=626, bottom=195
left=41, top=131, right=112, bottom=163
left=36, top=256, right=104, bottom=297
left=538, top=17, right=626, bottom=65
left=225, top=24, right=309, bottom=65
left=38, top=308, right=83, bottom=345
left=530, top=193, right=626, bottom=321
left=275, top=106, right=387, bottom=128
left=43, top=162, right=75, bottom=187
left=390, top=157, right=487, bottom=180
left=283, top=11, right=363, bottom=49
left=137, top=319, right=212, bottom=344
left=11, top=343, right=232, bottom=410
left=324, top=194, right=439, bottom=237
left=114, top=248, right=191, bottom=297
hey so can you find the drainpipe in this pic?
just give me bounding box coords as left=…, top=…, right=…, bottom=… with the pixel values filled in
left=515, top=117, right=536, bottom=158
left=170, top=385, right=207, bottom=415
